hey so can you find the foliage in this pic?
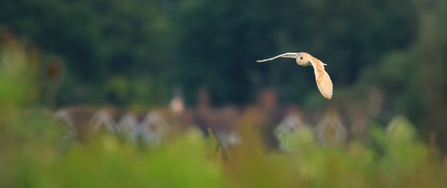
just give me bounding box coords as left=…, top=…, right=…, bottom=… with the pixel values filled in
left=0, top=55, right=446, bottom=187
left=0, top=0, right=418, bottom=105
left=1, top=0, right=174, bottom=106
left=172, top=0, right=416, bottom=105
left=1, top=1, right=447, bottom=186
left=357, top=0, right=447, bottom=149
left=1, top=101, right=447, bottom=187
left=1, top=0, right=446, bottom=140
left=0, top=52, right=445, bottom=187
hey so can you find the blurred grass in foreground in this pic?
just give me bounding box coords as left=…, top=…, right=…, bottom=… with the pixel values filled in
left=1, top=41, right=447, bottom=188
left=1, top=104, right=447, bottom=188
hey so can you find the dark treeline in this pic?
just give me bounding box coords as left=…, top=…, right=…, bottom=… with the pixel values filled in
left=1, top=0, right=447, bottom=149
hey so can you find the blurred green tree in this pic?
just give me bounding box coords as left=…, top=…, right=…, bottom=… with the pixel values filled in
left=172, top=0, right=415, bottom=105
left=1, top=0, right=174, bottom=106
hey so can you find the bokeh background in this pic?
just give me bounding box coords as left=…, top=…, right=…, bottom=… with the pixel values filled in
left=1, top=0, right=447, bottom=187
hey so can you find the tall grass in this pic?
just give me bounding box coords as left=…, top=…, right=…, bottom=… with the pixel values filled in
left=1, top=103, right=447, bottom=187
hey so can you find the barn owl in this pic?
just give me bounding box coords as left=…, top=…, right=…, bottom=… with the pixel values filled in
left=256, top=52, right=333, bottom=99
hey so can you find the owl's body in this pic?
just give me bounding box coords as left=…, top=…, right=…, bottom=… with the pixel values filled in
left=256, top=52, right=333, bottom=99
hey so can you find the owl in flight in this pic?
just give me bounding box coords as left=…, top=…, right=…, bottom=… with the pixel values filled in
left=256, top=52, right=333, bottom=99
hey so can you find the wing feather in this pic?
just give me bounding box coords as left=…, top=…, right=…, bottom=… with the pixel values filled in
left=308, top=56, right=333, bottom=99
left=317, top=71, right=333, bottom=99
left=256, top=53, right=298, bottom=63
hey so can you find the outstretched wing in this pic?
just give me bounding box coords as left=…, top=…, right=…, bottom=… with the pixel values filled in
left=308, top=56, right=333, bottom=99
left=256, top=53, right=298, bottom=63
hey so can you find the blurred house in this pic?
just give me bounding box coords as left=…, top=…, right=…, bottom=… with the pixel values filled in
left=315, top=110, right=347, bottom=147
left=54, top=105, right=170, bottom=147
left=54, top=106, right=98, bottom=141
left=274, top=107, right=312, bottom=152
left=138, top=111, right=169, bottom=146
left=347, top=104, right=370, bottom=142
left=118, top=110, right=170, bottom=146
left=117, top=110, right=146, bottom=138
left=238, top=88, right=287, bottom=150
left=167, top=88, right=196, bottom=131
left=90, top=106, right=125, bottom=134
left=192, top=88, right=241, bottom=148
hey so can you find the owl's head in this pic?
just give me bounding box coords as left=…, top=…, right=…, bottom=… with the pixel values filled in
left=296, top=53, right=311, bottom=66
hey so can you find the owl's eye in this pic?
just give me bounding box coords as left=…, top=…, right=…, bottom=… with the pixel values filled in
left=300, top=57, right=303, bottom=60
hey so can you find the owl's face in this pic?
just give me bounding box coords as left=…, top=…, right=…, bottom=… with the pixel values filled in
left=296, top=53, right=311, bottom=66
